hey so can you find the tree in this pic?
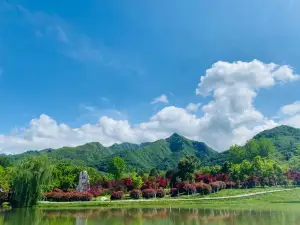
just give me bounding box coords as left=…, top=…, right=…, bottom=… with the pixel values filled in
left=245, top=140, right=260, bottom=161
left=228, top=145, right=245, bottom=164
left=52, top=160, right=82, bottom=191
left=177, top=155, right=200, bottom=182
left=108, top=156, right=126, bottom=180
left=149, top=168, right=160, bottom=178
left=0, top=166, right=14, bottom=192
left=221, top=161, right=232, bottom=174
left=11, top=155, right=52, bottom=208
left=0, top=156, right=11, bottom=168
left=257, top=138, right=276, bottom=159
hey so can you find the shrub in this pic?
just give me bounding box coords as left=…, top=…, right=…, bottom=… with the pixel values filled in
left=130, top=189, right=142, bottom=199
left=142, top=189, right=156, bottom=199
left=53, top=188, right=63, bottom=193
left=110, top=191, right=124, bottom=200
left=225, top=181, right=237, bottom=189
left=100, top=188, right=111, bottom=196
left=141, top=181, right=154, bottom=190
left=88, top=187, right=101, bottom=197
left=175, top=182, right=186, bottom=193
left=123, top=177, right=134, bottom=191
left=210, top=182, right=220, bottom=193
left=195, top=173, right=214, bottom=183
left=45, top=192, right=93, bottom=202
left=195, top=182, right=212, bottom=195
left=170, top=188, right=179, bottom=197
left=184, top=184, right=196, bottom=195
left=156, top=189, right=166, bottom=198
left=156, top=177, right=168, bottom=188
left=215, top=173, right=230, bottom=182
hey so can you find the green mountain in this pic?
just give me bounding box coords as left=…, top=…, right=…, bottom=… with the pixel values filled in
left=8, top=125, right=300, bottom=172
left=253, top=125, right=300, bottom=160
left=9, top=133, right=219, bottom=172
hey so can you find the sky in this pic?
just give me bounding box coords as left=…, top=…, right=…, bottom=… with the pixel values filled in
left=1, top=0, right=300, bottom=154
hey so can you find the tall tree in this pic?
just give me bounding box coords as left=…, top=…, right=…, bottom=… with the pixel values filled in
left=11, top=155, right=52, bottom=208
left=228, top=145, right=245, bottom=164
left=108, top=156, right=126, bottom=179
left=177, top=155, right=200, bottom=182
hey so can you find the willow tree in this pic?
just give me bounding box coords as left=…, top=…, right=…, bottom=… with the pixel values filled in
left=11, top=155, right=52, bottom=208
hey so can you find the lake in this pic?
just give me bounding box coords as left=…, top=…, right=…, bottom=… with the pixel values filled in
left=0, top=207, right=299, bottom=225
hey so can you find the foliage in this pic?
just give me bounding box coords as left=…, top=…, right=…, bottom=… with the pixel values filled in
left=195, top=182, right=212, bottom=195
left=130, top=189, right=142, bottom=199
left=110, top=191, right=124, bottom=200
left=45, top=191, right=93, bottom=202
left=0, top=166, right=14, bottom=192
left=108, top=157, right=126, bottom=180
left=88, top=187, right=101, bottom=197
left=149, top=168, right=160, bottom=177
left=142, top=189, right=156, bottom=199
left=177, top=155, right=200, bottom=182
left=156, top=189, right=166, bottom=198
left=11, top=155, right=52, bottom=208
left=0, top=156, right=11, bottom=168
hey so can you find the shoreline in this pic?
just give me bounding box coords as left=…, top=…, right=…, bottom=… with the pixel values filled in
left=38, top=188, right=294, bottom=209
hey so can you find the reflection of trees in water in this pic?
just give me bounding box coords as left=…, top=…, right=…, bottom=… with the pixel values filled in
left=2, top=207, right=300, bottom=225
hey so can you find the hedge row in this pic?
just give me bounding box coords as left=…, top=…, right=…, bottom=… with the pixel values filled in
left=45, top=192, right=93, bottom=202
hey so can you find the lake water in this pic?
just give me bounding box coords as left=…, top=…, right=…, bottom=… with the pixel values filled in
left=0, top=207, right=299, bottom=225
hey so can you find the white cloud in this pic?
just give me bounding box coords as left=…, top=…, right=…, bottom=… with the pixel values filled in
left=1, top=60, right=300, bottom=154
left=151, top=94, right=169, bottom=104
left=280, top=101, right=300, bottom=116
left=279, top=101, right=300, bottom=128
left=186, top=103, right=201, bottom=112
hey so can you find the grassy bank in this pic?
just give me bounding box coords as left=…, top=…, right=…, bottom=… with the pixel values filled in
left=38, top=187, right=300, bottom=211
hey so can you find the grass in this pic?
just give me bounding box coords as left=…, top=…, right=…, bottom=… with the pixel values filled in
left=38, top=187, right=300, bottom=212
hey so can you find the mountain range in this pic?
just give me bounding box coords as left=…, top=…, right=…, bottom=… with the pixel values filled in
left=8, top=125, right=300, bottom=172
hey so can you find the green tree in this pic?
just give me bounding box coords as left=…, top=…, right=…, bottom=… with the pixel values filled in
left=228, top=145, right=245, bottom=164
left=52, top=160, right=81, bottom=191
left=220, top=161, right=232, bottom=174
left=257, top=138, right=276, bottom=159
left=0, top=156, right=11, bottom=168
left=149, top=168, right=160, bottom=178
left=177, top=155, right=200, bottom=182
left=108, top=156, right=126, bottom=179
left=245, top=140, right=260, bottom=161
left=130, top=172, right=143, bottom=188
left=0, top=166, right=14, bottom=192
left=11, top=155, right=52, bottom=208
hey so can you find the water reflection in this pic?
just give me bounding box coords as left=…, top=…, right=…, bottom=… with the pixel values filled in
left=0, top=207, right=299, bottom=225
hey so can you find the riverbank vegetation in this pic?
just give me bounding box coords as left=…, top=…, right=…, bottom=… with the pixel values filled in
left=1, top=136, right=300, bottom=208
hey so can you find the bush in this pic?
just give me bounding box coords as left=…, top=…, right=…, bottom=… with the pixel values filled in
left=195, top=182, right=212, bottom=195
left=45, top=192, right=93, bottom=202
left=53, top=188, right=64, bottom=193
left=142, top=189, right=156, bottom=199
left=156, top=177, right=168, bottom=188
left=225, top=181, right=237, bottom=189
left=141, top=181, right=154, bottom=190
left=100, top=188, right=111, bottom=196
left=110, top=191, right=124, bottom=200
left=211, top=181, right=226, bottom=192
left=156, top=189, right=166, bottom=198
left=184, top=184, right=196, bottom=195
left=88, top=187, right=101, bottom=197
left=195, top=173, right=214, bottom=183
left=123, top=177, right=134, bottom=191
left=170, top=188, right=179, bottom=197
left=175, top=182, right=186, bottom=193
left=130, top=189, right=142, bottom=199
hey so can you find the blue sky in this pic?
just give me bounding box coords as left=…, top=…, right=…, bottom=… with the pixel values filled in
left=1, top=0, right=300, bottom=153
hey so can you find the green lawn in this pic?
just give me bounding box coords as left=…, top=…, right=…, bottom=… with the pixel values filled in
left=38, top=187, right=300, bottom=211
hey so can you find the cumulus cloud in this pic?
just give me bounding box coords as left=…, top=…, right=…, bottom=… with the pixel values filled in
left=151, top=94, right=169, bottom=104
left=186, top=103, right=201, bottom=112
left=1, top=60, right=300, bottom=154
